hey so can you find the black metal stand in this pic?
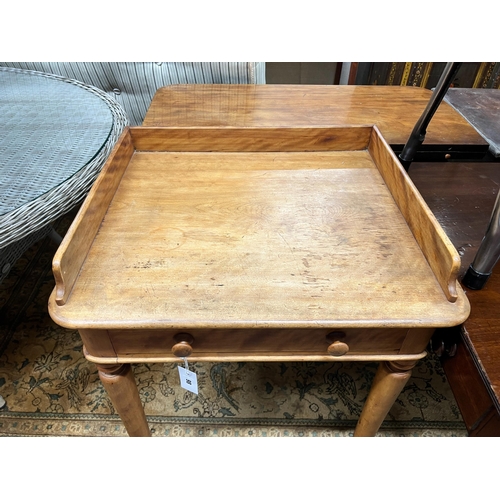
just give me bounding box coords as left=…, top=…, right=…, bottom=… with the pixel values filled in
left=397, top=61, right=500, bottom=290
left=398, top=62, right=462, bottom=171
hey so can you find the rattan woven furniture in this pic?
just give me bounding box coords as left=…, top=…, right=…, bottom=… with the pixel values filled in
left=0, top=63, right=266, bottom=126
left=0, top=67, right=128, bottom=282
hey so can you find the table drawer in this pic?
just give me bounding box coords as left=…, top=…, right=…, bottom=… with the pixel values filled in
left=81, top=327, right=412, bottom=360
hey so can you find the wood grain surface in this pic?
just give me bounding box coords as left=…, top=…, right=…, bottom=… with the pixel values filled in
left=369, top=127, right=461, bottom=302
left=129, top=126, right=372, bottom=152
left=49, top=127, right=469, bottom=330
left=81, top=326, right=410, bottom=358
left=52, top=130, right=134, bottom=306
left=143, top=85, right=486, bottom=149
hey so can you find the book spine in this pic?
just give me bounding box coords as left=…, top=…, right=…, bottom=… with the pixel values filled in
left=408, top=62, right=425, bottom=86
left=420, top=62, right=434, bottom=88
left=400, top=62, right=413, bottom=86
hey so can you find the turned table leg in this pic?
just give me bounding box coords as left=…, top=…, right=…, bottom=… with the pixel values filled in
left=354, top=360, right=417, bottom=437
left=96, top=363, right=151, bottom=437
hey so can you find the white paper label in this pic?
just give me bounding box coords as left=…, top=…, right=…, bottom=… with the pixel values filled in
left=178, top=365, right=198, bottom=394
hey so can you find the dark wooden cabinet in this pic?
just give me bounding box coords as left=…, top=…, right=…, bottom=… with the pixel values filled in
left=410, top=161, right=500, bottom=436
left=440, top=329, right=500, bottom=436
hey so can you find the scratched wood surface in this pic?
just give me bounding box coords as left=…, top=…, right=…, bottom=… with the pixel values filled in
left=143, top=84, right=486, bottom=148
left=49, top=127, right=469, bottom=330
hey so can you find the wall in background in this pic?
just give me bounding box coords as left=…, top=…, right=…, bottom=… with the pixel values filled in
left=265, top=62, right=339, bottom=84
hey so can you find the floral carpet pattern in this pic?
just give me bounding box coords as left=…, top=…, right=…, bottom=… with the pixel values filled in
left=0, top=214, right=467, bottom=437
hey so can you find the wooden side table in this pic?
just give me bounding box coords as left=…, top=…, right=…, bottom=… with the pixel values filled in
left=48, top=125, right=469, bottom=436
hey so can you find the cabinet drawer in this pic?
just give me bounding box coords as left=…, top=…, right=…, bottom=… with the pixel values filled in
left=81, top=327, right=412, bottom=360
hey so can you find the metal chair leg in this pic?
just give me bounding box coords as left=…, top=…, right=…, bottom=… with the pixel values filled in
left=399, top=62, right=462, bottom=171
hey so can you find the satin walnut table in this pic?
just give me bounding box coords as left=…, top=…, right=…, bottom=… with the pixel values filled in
left=48, top=125, right=470, bottom=436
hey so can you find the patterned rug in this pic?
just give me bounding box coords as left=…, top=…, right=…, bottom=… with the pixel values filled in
left=0, top=213, right=467, bottom=437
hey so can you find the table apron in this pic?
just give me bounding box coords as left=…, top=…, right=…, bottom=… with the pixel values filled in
left=79, top=327, right=434, bottom=364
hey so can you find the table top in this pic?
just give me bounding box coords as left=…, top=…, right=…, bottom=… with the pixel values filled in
left=444, top=88, right=500, bottom=157
left=143, top=84, right=487, bottom=151
left=49, top=126, right=469, bottom=330
left=0, top=67, right=114, bottom=217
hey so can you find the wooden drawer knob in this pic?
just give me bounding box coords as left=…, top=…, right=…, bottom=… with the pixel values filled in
left=326, top=330, right=348, bottom=356
left=171, top=333, right=194, bottom=358
left=327, top=341, right=349, bottom=357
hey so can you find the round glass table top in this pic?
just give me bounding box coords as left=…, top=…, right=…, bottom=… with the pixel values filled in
left=0, top=67, right=114, bottom=216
